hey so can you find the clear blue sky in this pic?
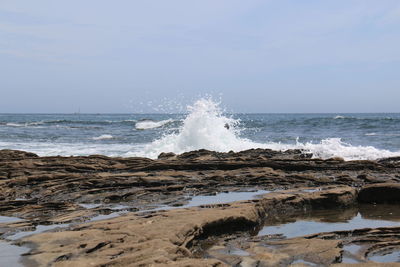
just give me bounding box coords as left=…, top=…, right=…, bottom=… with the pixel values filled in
left=1, top=0, right=399, bottom=113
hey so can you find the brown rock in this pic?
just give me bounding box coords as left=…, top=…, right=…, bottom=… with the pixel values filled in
left=358, top=183, right=400, bottom=203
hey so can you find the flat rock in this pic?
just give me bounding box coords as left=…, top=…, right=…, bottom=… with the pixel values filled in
left=0, top=149, right=399, bottom=266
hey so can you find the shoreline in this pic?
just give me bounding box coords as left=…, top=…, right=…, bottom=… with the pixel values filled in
left=0, top=149, right=400, bottom=266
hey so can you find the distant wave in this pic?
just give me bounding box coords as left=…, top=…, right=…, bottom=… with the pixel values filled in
left=6, top=123, right=25, bottom=127
left=365, top=133, right=400, bottom=137
left=2, top=119, right=139, bottom=128
left=135, top=119, right=173, bottom=130
left=32, top=119, right=138, bottom=125
left=44, top=119, right=115, bottom=125
left=332, top=116, right=398, bottom=121
left=333, top=115, right=345, bottom=119
left=4, top=122, right=44, bottom=127
left=92, top=134, right=114, bottom=140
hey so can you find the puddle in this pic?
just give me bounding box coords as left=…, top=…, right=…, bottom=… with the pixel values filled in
left=341, top=244, right=364, bottom=263
left=141, top=190, right=270, bottom=213
left=0, top=241, right=29, bottom=267
left=89, top=211, right=128, bottom=222
left=258, top=204, right=400, bottom=238
left=0, top=216, right=24, bottom=224
left=369, top=250, right=400, bottom=263
left=79, top=203, right=131, bottom=211
left=6, top=210, right=130, bottom=241
left=7, top=223, right=70, bottom=240
left=291, top=259, right=318, bottom=266
left=298, top=188, right=321, bottom=193
left=226, top=247, right=250, bottom=256
left=206, top=246, right=251, bottom=260
left=343, top=244, right=362, bottom=254
left=79, top=203, right=102, bottom=209
left=109, top=205, right=130, bottom=210
left=185, top=190, right=269, bottom=207
left=341, top=256, right=362, bottom=264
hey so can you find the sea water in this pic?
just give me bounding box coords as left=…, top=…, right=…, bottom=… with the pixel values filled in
left=1, top=98, right=400, bottom=160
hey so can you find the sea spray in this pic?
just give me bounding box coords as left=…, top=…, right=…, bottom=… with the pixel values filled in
left=1, top=101, right=400, bottom=160
left=137, top=98, right=400, bottom=160
left=140, top=98, right=264, bottom=158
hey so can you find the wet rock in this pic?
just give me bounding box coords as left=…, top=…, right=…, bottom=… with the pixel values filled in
left=158, top=152, right=176, bottom=159
left=0, top=149, right=399, bottom=266
left=358, top=183, right=400, bottom=203
left=19, top=187, right=356, bottom=266
left=0, top=149, right=38, bottom=159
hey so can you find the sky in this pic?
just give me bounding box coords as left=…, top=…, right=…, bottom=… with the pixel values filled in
left=1, top=0, right=400, bottom=113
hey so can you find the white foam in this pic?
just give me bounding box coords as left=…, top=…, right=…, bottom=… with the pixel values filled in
left=292, top=138, right=400, bottom=160
left=4, top=122, right=44, bottom=128
left=5, top=123, right=25, bottom=127
left=136, top=98, right=263, bottom=158
left=136, top=98, right=400, bottom=160
left=0, top=141, right=145, bottom=158
left=1, top=99, right=400, bottom=161
left=365, top=132, right=377, bottom=136
left=92, top=134, right=114, bottom=140
left=135, top=119, right=173, bottom=130
left=334, top=115, right=345, bottom=119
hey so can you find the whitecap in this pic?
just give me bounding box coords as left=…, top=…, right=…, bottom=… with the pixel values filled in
left=5, top=122, right=44, bottom=128
left=333, top=115, right=345, bottom=119
left=135, top=119, right=173, bottom=130
left=5, top=123, right=25, bottom=127
left=92, top=135, right=114, bottom=140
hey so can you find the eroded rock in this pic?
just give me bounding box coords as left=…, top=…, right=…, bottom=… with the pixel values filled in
left=0, top=149, right=399, bottom=266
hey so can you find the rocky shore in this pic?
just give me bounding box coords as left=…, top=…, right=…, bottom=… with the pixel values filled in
left=1, top=149, right=400, bottom=266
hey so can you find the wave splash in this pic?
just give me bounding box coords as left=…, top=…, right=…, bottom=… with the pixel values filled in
left=137, top=98, right=400, bottom=160
left=139, top=98, right=261, bottom=158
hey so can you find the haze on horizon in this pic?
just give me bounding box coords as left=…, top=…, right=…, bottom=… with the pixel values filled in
left=1, top=0, right=399, bottom=114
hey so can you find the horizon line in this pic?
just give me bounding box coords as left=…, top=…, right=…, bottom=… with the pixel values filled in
left=1, top=112, right=400, bottom=115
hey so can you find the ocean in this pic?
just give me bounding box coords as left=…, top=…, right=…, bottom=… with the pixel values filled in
left=1, top=98, right=399, bottom=160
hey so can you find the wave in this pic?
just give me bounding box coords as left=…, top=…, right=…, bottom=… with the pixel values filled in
left=332, top=116, right=398, bottom=122
left=333, top=115, right=345, bottom=119
left=365, top=133, right=400, bottom=137
left=1, top=99, right=399, bottom=161
left=292, top=138, right=400, bottom=161
left=4, top=122, right=44, bottom=127
left=135, top=119, right=174, bottom=130
left=92, top=134, right=114, bottom=140
left=2, top=119, right=138, bottom=129
left=0, top=141, right=144, bottom=157
left=6, top=123, right=25, bottom=127
left=44, top=119, right=115, bottom=125
left=135, top=98, right=400, bottom=160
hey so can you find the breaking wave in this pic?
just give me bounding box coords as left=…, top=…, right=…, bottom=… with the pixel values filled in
left=2, top=99, right=399, bottom=161
left=135, top=119, right=174, bottom=130
left=333, top=115, right=345, bottom=119
left=92, top=135, right=114, bottom=140
left=136, top=98, right=400, bottom=160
